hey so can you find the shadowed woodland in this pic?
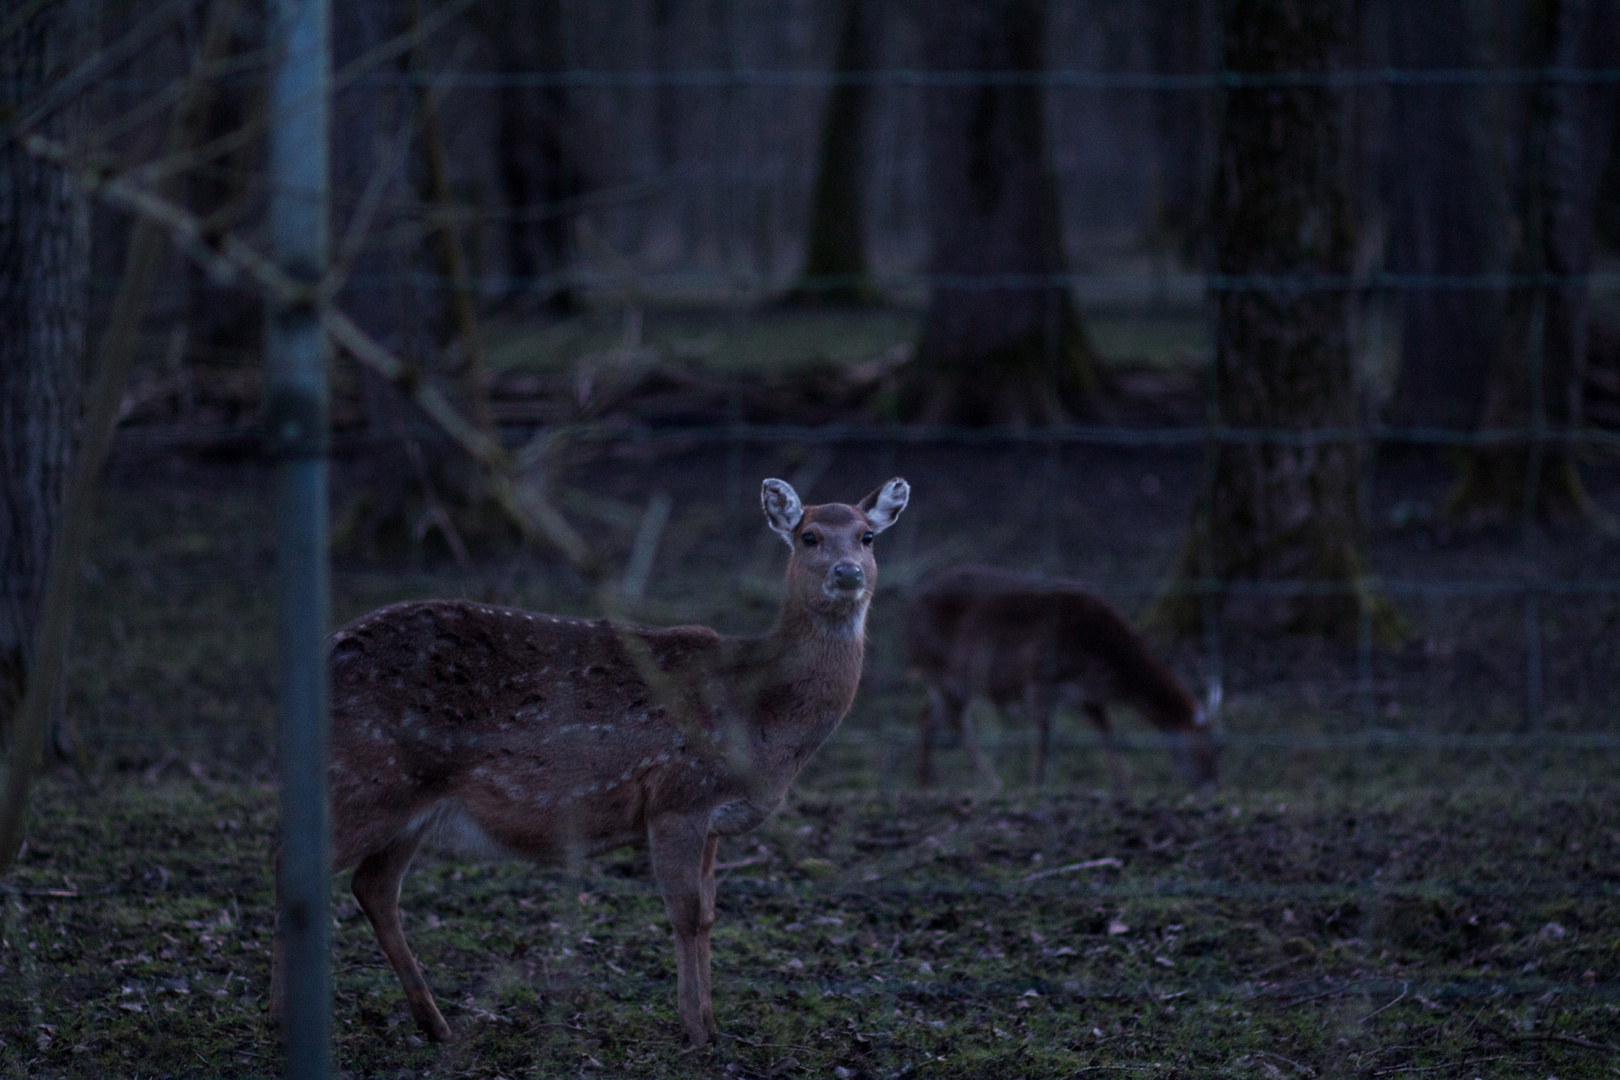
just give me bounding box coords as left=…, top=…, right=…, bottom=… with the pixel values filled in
left=2, top=0, right=1620, bottom=1076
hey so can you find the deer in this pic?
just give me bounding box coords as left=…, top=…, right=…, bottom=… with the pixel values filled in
left=906, top=565, right=1218, bottom=793
left=269, top=477, right=910, bottom=1048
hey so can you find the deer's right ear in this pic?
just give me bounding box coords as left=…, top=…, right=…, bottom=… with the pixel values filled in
left=761, top=479, right=804, bottom=546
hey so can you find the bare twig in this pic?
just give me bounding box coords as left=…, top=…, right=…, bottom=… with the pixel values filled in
left=0, top=0, right=70, bottom=47
left=622, top=492, right=673, bottom=601
left=410, top=19, right=495, bottom=434
left=85, top=48, right=274, bottom=154
left=20, top=110, right=750, bottom=793
left=713, top=854, right=770, bottom=873
left=323, top=101, right=424, bottom=303
left=130, top=0, right=478, bottom=189
left=3, top=0, right=202, bottom=141
left=1022, top=857, right=1123, bottom=882
left=1520, top=1032, right=1620, bottom=1053
left=1359, top=981, right=1409, bottom=1023
left=1278, top=978, right=1378, bottom=1009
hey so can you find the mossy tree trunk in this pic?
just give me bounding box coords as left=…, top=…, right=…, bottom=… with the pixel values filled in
left=783, top=0, right=876, bottom=306
left=904, top=0, right=1096, bottom=426
left=1383, top=0, right=1509, bottom=432
left=0, top=0, right=91, bottom=745
left=1450, top=0, right=1615, bottom=523
left=1160, top=0, right=1382, bottom=637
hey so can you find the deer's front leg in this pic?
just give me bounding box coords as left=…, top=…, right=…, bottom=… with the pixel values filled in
left=649, top=812, right=720, bottom=1046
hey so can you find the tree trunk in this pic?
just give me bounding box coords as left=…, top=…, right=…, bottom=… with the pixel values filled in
left=0, top=0, right=91, bottom=742
left=1382, top=0, right=1508, bottom=431
left=1160, top=0, right=1383, bottom=637
left=1450, top=0, right=1615, bottom=521
left=492, top=0, right=579, bottom=316
left=904, top=0, right=1096, bottom=426
left=783, top=0, right=876, bottom=306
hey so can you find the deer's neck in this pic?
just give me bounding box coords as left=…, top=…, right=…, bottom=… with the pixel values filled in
left=737, top=596, right=868, bottom=758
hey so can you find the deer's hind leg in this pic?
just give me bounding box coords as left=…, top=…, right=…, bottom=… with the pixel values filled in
left=350, top=829, right=452, bottom=1042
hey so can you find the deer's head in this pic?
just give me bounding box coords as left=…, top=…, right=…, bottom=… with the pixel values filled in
left=762, top=477, right=909, bottom=633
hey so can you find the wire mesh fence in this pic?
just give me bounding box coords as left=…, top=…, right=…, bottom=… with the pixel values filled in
left=3, top=0, right=1620, bottom=1076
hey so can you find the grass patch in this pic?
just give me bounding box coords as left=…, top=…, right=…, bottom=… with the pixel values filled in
left=2, top=777, right=1616, bottom=1078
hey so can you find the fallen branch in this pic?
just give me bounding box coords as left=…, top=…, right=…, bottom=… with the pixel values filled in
left=1520, top=1031, right=1620, bottom=1053
left=1358, top=981, right=1408, bottom=1023
left=1022, top=857, right=1124, bottom=882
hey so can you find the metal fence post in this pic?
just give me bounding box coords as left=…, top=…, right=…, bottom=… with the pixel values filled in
left=267, top=0, right=331, bottom=1077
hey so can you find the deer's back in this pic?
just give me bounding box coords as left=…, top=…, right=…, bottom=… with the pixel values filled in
left=326, top=600, right=731, bottom=862
left=908, top=569, right=1195, bottom=723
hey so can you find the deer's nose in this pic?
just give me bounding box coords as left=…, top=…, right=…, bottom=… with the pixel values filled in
left=830, top=562, right=865, bottom=591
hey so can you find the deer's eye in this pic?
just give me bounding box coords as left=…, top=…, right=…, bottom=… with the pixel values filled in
left=861, top=531, right=874, bottom=546
left=801, top=532, right=819, bottom=547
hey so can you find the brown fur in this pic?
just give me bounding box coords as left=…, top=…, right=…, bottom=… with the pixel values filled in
left=270, top=478, right=909, bottom=1047
left=906, top=565, right=1217, bottom=790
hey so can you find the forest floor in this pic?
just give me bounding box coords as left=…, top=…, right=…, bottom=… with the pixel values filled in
left=4, top=305, right=1620, bottom=1077
left=3, top=773, right=1618, bottom=1079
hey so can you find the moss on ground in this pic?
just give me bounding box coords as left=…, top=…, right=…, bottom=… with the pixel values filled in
left=2, top=776, right=1617, bottom=1078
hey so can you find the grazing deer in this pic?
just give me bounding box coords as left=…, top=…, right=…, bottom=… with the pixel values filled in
left=906, top=565, right=1218, bottom=792
left=270, top=477, right=909, bottom=1047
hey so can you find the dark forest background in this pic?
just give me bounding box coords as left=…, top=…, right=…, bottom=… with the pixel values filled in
left=4, top=0, right=1620, bottom=737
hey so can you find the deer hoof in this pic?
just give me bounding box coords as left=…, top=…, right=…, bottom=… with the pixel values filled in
left=412, top=1008, right=453, bottom=1043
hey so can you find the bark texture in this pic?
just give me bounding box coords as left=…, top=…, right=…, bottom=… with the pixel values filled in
left=784, top=0, right=876, bottom=306
left=0, top=1, right=91, bottom=736
left=1452, top=0, right=1616, bottom=520
left=905, top=0, right=1096, bottom=426
left=1162, top=0, right=1378, bottom=636
left=1382, top=0, right=1509, bottom=430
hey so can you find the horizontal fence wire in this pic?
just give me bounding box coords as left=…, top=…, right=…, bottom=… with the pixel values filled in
left=327, top=268, right=1620, bottom=292
left=110, top=421, right=1620, bottom=452
left=39, top=65, right=1620, bottom=94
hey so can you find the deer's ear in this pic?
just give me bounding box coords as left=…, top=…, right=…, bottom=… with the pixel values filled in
left=858, top=477, right=910, bottom=534
left=761, top=479, right=804, bottom=545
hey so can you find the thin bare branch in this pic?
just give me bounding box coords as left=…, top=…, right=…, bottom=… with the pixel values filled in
left=17, top=125, right=738, bottom=784
left=119, top=0, right=475, bottom=192
left=0, top=0, right=68, bottom=48
left=4, top=0, right=202, bottom=140
left=84, top=46, right=274, bottom=154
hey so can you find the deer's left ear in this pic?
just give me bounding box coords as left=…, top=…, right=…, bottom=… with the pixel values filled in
left=858, top=477, right=910, bottom=534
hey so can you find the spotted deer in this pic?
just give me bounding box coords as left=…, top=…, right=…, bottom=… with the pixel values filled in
left=906, top=565, right=1218, bottom=792
left=270, top=478, right=909, bottom=1047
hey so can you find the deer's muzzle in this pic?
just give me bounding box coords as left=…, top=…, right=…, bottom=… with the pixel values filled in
left=829, top=563, right=865, bottom=593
